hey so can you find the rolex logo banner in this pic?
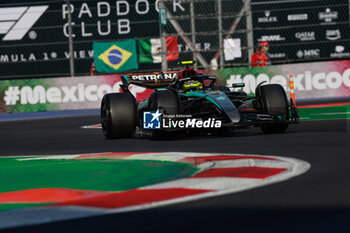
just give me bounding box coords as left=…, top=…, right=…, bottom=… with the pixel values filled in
left=93, top=39, right=138, bottom=73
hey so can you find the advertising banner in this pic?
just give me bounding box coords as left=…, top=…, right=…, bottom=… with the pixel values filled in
left=251, top=0, right=350, bottom=64
left=0, top=0, right=246, bottom=78
left=1, top=59, right=350, bottom=114
left=0, top=0, right=247, bottom=78
left=0, top=75, right=154, bottom=113
left=252, top=3, right=348, bottom=27
left=217, top=60, right=350, bottom=100
left=0, top=0, right=165, bottom=78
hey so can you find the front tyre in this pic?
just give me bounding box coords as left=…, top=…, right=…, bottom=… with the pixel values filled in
left=258, top=84, right=289, bottom=134
left=148, top=90, right=179, bottom=140
left=101, top=93, right=136, bottom=139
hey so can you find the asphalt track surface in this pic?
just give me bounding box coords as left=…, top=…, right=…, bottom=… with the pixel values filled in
left=1, top=115, right=350, bottom=233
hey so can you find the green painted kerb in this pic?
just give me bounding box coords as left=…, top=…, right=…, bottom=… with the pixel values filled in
left=299, top=105, right=350, bottom=120
left=0, top=158, right=199, bottom=193
left=0, top=203, right=50, bottom=212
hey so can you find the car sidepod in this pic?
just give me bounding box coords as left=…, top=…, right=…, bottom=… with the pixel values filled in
left=205, top=91, right=241, bottom=124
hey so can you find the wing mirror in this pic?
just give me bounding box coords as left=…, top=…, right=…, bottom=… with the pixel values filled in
left=232, top=83, right=245, bottom=88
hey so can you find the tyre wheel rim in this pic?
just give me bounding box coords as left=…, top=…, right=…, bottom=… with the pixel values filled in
left=101, top=103, right=110, bottom=131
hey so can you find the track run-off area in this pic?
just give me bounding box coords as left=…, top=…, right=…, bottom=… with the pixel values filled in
left=0, top=152, right=310, bottom=229
left=0, top=104, right=349, bottom=232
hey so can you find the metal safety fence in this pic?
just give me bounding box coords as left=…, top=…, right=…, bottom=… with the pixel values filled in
left=0, top=0, right=349, bottom=79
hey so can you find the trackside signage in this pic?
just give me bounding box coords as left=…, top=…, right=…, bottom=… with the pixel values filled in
left=1, top=60, right=350, bottom=114
left=0, top=75, right=153, bottom=113
left=0, top=6, right=48, bottom=41
left=0, top=0, right=247, bottom=78
left=217, top=59, right=350, bottom=100
left=0, top=0, right=189, bottom=77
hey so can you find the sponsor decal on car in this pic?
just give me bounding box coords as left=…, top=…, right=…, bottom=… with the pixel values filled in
left=130, top=73, right=177, bottom=81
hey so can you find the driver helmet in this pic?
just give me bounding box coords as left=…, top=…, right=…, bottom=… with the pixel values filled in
left=260, top=41, right=269, bottom=52
left=183, top=80, right=203, bottom=92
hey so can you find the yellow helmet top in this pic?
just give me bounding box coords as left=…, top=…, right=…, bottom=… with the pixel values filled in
left=183, top=80, right=203, bottom=92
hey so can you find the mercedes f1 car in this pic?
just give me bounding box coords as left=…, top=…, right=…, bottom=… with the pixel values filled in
left=101, top=61, right=299, bottom=139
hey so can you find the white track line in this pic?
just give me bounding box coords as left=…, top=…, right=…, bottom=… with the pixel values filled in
left=141, top=177, right=261, bottom=190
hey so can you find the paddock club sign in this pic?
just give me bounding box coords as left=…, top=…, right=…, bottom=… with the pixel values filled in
left=0, top=0, right=188, bottom=78
left=0, top=1, right=188, bottom=43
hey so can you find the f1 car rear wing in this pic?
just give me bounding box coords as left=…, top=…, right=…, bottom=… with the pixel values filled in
left=120, top=72, right=178, bottom=92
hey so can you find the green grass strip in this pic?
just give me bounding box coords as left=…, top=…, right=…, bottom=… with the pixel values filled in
left=0, top=203, right=50, bottom=212
left=0, top=158, right=198, bottom=193
left=299, top=105, right=350, bottom=120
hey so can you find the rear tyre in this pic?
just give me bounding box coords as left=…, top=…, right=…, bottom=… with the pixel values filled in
left=258, top=84, right=289, bottom=134
left=101, top=93, right=136, bottom=139
left=148, top=90, right=179, bottom=140
left=149, top=90, right=179, bottom=115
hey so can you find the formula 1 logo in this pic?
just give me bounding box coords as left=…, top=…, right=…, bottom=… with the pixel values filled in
left=143, top=110, right=162, bottom=129
left=0, top=5, right=48, bottom=41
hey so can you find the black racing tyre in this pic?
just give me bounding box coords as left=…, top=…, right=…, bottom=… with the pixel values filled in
left=258, top=84, right=289, bottom=134
left=148, top=90, right=179, bottom=140
left=149, top=90, right=179, bottom=115
left=101, top=93, right=136, bottom=139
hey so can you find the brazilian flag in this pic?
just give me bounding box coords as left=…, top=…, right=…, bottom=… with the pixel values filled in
left=93, top=39, right=139, bottom=73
